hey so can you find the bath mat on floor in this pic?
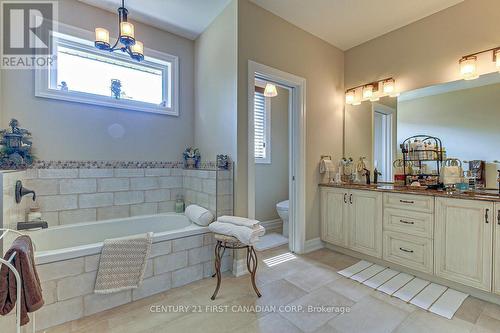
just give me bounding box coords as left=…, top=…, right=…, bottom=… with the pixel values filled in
left=255, top=233, right=288, bottom=251
left=339, top=260, right=468, bottom=319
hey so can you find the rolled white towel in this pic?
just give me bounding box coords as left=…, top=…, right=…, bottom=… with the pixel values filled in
left=320, top=159, right=335, bottom=174
left=208, top=222, right=265, bottom=245
left=217, top=215, right=260, bottom=228
left=185, top=204, right=214, bottom=226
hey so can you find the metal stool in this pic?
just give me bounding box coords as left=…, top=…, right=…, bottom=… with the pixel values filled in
left=211, top=234, right=262, bottom=300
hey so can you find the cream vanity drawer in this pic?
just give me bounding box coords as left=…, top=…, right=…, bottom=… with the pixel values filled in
left=383, top=208, right=433, bottom=238
left=383, top=193, right=434, bottom=213
left=383, top=231, right=433, bottom=274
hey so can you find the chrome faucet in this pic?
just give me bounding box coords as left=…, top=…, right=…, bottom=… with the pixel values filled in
left=15, top=180, right=36, bottom=203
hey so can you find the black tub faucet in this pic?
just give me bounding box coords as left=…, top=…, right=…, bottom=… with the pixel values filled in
left=363, top=168, right=371, bottom=185
left=374, top=168, right=382, bottom=184
left=15, top=180, right=36, bottom=203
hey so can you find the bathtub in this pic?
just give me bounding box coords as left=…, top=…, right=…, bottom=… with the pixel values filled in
left=20, top=213, right=209, bottom=264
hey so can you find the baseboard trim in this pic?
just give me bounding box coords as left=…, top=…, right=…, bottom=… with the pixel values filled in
left=304, top=237, right=324, bottom=253
left=260, top=218, right=282, bottom=232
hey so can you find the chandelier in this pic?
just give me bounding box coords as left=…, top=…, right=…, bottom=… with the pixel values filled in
left=94, top=0, right=144, bottom=62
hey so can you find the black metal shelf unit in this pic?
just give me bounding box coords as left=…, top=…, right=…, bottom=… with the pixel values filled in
left=401, top=135, right=443, bottom=188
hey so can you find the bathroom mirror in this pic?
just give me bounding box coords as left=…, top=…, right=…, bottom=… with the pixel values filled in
left=344, top=72, right=500, bottom=187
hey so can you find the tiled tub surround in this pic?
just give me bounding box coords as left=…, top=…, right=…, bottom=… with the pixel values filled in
left=0, top=233, right=233, bottom=332
left=1, top=166, right=233, bottom=229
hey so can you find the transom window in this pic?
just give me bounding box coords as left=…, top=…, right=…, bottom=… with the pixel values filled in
left=35, top=32, right=179, bottom=116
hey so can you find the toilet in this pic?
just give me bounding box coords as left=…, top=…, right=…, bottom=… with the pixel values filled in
left=276, top=200, right=289, bottom=238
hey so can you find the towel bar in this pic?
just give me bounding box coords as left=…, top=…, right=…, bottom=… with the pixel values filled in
left=0, top=229, right=36, bottom=333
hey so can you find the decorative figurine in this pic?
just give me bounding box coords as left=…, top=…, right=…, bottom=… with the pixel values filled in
left=217, top=154, right=230, bottom=170
left=0, top=119, right=35, bottom=168
left=183, top=147, right=201, bottom=169
left=111, top=79, right=122, bottom=99
left=59, top=81, right=68, bottom=91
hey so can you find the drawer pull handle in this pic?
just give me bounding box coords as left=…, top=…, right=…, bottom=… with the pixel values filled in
left=349, top=194, right=353, bottom=205
left=400, top=200, right=414, bottom=204
left=400, top=220, right=415, bottom=225
left=498, top=210, right=500, bottom=226
left=399, top=247, right=414, bottom=253
left=344, top=193, right=347, bottom=204
left=485, top=209, right=489, bottom=224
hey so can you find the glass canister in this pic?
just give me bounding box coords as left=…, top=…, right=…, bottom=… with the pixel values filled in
left=175, top=195, right=185, bottom=213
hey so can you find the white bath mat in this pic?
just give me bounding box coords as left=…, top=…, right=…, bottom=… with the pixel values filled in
left=338, top=260, right=372, bottom=278
left=340, top=260, right=468, bottom=319
left=377, top=272, right=413, bottom=295
left=429, top=289, right=469, bottom=319
left=255, top=233, right=288, bottom=251
left=351, top=264, right=386, bottom=282
left=410, top=283, right=448, bottom=310
left=363, top=268, right=399, bottom=289
left=393, top=278, right=429, bottom=302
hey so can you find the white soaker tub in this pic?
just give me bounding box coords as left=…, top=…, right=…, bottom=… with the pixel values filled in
left=12, top=213, right=208, bottom=264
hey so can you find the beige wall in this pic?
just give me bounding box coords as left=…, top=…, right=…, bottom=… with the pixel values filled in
left=194, top=0, right=238, bottom=161
left=345, top=0, right=500, bottom=94
left=398, top=82, right=500, bottom=163
left=255, top=86, right=289, bottom=222
left=1, top=0, right=194, bottom=161
left=345, top=103, right=372, bottom=167
left=237, top=0, right=344, bottom=240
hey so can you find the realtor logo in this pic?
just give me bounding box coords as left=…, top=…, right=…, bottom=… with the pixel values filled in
left=1, top=0, right=57, bottom=68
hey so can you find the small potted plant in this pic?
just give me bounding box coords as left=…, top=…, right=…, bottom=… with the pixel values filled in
left=183, top=147, right=201, bottom=169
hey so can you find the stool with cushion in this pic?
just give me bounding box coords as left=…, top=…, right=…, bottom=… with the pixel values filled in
left=211, top=233, right=262, bottom=300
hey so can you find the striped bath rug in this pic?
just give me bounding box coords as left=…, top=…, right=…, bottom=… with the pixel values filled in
left=338, top=260, right=468, bottom=319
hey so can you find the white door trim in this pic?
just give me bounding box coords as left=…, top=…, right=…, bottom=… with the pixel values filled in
left=247, top=60, right=307, bottom=254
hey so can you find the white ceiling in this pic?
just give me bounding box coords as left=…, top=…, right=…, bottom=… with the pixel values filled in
left=249, top=0, right=464, bottom=50
left=78, top=0, right=232, bottom=40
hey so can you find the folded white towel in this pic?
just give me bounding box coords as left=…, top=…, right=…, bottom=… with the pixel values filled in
left=185, top=204, right=214, bottom=226
left=209, top=222, right=266, bottom=245
left=320, top=159, right=335, bottom=174
left=217, top=215, right=260, bottom=228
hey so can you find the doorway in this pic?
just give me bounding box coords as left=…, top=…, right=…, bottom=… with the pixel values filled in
left=247, top=61, right=306, bottom=254
left=372, top=103, right=396, bottom=182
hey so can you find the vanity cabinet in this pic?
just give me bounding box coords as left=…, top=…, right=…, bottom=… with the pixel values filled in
left=348, top=190, right=383, bottom=258
left=435, top=198, right=493, bottom=291
left=320, top=187, right=348, bottom=247
left=320, top=188, right=382, bottom=257
left=494, top=203, right=500, bottom=295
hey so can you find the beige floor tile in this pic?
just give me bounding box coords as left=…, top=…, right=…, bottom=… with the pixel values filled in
left=393, top=310, right=473, bottom=333
left=482, top=302, right=500, bottom=321
left=285, top=264, right=342, bottom=292
left=329, top=295, right=409, bottom=333
left=304, top=250, right=358, bottom=271
left=234, top=313, right=303, bottom=333
left=280, top=287, right=354, bottom=333
left=455, top=296, right=489, bottom=324
left=326, top=277, right=375, bottom=302
left=473, top=313, right=500, bottom=333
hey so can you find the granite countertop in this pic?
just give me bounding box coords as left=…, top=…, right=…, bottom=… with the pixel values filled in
left=319, top=183, right=500, bottom=203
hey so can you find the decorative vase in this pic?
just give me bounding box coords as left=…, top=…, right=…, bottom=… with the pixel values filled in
left=186, top=158, right=196, bottom=169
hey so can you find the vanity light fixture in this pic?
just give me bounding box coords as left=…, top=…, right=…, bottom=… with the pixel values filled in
left=345, top=90, right=355, bottom=104
left=264, top=83, right=278, bottom=97
left=362, top=84, right=374, bottom=100
left=458, top=46, right=500, bottom=80
left=459, top=56, right=479, bottom=80
left=345, top=77, right=397, bottom=105
left=495, top=49, right=500, bottom=71
left=94, top=0, right=144, bottom=61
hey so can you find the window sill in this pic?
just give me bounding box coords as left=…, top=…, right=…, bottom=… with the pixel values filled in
left=35, top=87, right=178, bottom=116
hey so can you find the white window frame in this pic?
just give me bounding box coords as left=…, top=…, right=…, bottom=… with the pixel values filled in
left=35, top=27, right=179, bottom=116
left=254, top=81, right=272, bottom=164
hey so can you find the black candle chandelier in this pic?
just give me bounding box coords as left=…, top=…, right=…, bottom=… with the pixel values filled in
left=94, top=0, right=144, bottom=61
